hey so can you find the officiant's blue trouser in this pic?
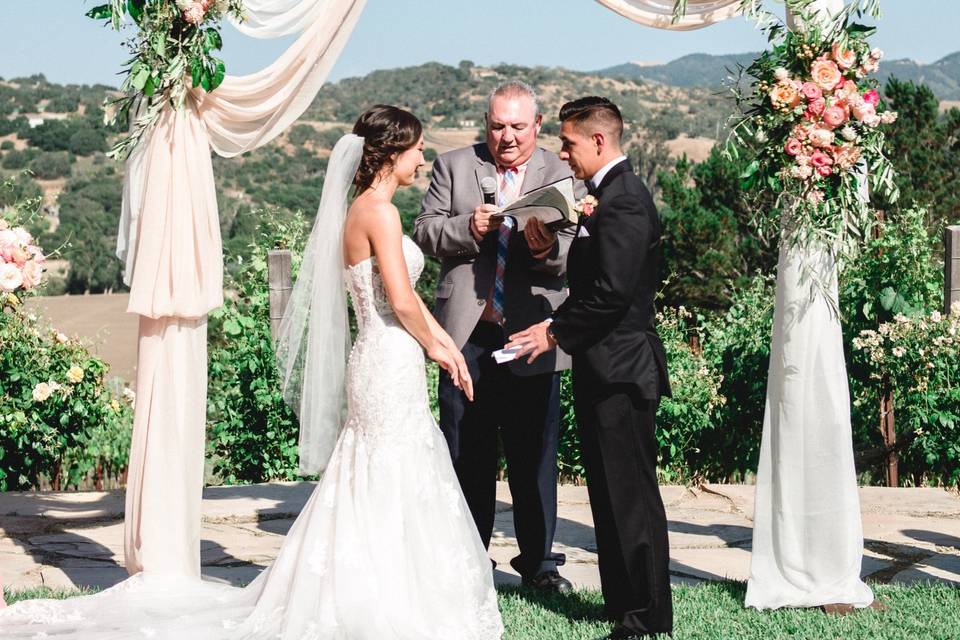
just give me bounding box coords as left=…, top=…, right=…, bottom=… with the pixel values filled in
left=438, top=320, right=565, bottom=578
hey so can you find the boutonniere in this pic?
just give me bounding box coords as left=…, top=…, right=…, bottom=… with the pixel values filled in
left=574, top=195, right=598, bottom=220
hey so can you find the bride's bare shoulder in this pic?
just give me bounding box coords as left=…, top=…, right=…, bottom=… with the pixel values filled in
left=348, top=197, right=401, bottom=232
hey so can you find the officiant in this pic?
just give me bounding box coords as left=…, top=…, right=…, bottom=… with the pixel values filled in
left=413, top=80, right=583, bottom=592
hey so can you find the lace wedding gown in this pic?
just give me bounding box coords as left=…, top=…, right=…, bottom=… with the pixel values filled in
left=0, top=236, right=503, bottom=640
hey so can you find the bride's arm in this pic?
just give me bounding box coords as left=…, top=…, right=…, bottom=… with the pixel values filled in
left=415, top=294, right=458, bottom=351
left=368, top=204, right=473, bottom=400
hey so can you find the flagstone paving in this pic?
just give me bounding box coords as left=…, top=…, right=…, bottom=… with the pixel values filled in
left=2, top=483, right=959, bottom=591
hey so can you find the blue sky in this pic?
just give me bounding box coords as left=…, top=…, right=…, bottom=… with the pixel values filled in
left=2, top=1, right=959, bottom=87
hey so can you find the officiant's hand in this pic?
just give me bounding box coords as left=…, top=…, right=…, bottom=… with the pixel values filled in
left=470, top=204, right=502, bottom=241
left=524, top=218, right=556, bottom=257
left=506, top=320, right=557, bottom=364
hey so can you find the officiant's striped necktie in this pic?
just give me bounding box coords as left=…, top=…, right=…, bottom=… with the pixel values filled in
left=491, top=168, right=519, bottom=324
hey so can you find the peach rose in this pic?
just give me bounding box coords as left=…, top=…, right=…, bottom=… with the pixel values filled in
left=800, top=82, right=822, bottom=101
left=833, top=145, right=862, bottom=170
left=769, top=81, right=801, bottom=109
left=832, top=43, right=858, bottom=70
left=792, top=124, right=811, bottom=141
left=182, top=2, right=206, bottom=23
left=21, top=260, right=43, bottom=290
left=807, top=97, right=826, bottom=116
left=811, top=59, right=842, bottom=90
left=823, top=106, right=847, bottom=128
left=10, top=246, right=28, bottom=268
left=784, top=138, right=803, bottom=156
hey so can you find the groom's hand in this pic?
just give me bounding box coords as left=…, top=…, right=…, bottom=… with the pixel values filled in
left=506, top=320, right=557, bottom=364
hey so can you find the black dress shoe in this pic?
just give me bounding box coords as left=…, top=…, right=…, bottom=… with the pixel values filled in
left=604, top=626, right=646, bottom=639
left=522, top=570, right=573, bottom=593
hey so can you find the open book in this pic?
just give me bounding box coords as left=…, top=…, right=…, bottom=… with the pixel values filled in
left=492, top=177, right=577, bottom=232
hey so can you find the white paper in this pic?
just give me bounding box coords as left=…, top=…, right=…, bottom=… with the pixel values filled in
left=492, top=346, right=524, bottom=364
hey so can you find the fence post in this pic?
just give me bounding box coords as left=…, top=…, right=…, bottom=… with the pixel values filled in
left=267, top=250, right=293, bottom=341
left=946, top=226, right=960, bottom=315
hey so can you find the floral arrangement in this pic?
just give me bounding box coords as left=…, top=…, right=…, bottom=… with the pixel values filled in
left=726, top=1, right=899, bottom=265
left=574, top=195, right=598, bottom=219
left=0, top=219, right=45, bottom=300
left=86, top=0, right=245, bottom=159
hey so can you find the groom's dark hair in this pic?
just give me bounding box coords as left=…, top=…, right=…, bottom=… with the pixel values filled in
left=559, top=97, right=623, bottom=144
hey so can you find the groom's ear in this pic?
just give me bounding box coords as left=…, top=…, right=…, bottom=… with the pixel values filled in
left=592, top=132, right=605, bottom=154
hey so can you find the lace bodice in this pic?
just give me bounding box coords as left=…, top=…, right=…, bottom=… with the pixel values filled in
left=344, top=235, right=424, bottom=329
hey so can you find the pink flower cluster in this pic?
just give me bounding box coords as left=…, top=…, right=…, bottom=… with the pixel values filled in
left=0, top=220, right=45, bottom=294
left=177, top=0, right=219, bottom=24
left=769, top=43, right=895, bottom=192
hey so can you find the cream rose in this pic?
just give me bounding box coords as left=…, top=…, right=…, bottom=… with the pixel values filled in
left=0, top=262, right=23, bottom=292
left=67, top=365, right=85, bottom=384
left=808, top=127, right=835, bottom=148
left=32, top=382, right=53, bottom=402
left=811, top=59, right=842, bottom=90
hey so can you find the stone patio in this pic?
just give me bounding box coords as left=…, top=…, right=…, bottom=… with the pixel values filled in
left=2, top=482, right=960, bottom=591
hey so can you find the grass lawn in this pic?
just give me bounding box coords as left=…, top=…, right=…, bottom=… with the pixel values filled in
left=7, top=582, right=960, bottom=639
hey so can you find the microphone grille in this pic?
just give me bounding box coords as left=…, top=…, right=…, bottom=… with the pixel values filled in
left=480, top=176, right=497, bottom=195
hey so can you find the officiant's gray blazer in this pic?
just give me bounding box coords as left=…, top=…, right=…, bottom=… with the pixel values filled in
left=413, top=143, right=582, bottom=376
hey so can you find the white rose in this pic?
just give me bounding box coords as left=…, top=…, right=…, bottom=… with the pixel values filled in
left=773, top=67, right=790, bottom=81
left=32, top=382, right=52, bottom=402
left=0, top=262, right=23, bottom=292
left=56, top=332, right=69, bottom=344
left=13, top=227, right=32, bottom=246
left=892, top=346, right=905, bottom=358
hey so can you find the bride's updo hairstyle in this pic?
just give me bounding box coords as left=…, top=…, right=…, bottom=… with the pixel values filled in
left=352, top=104, right=423, bottom=194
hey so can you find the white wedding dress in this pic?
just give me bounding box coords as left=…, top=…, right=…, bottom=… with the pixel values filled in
left=0, top=235, right=503, bottom=640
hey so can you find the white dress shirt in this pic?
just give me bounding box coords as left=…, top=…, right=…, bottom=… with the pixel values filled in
left=589, top=155, right=628, bottom=191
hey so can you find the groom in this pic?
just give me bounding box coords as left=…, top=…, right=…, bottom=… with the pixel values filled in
left=507, top=97, right=672, bottom=639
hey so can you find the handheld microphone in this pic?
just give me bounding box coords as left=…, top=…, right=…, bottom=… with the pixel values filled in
left=480, top=176, right=497, bottom=206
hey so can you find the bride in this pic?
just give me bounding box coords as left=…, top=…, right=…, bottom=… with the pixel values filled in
left=0, top=105, right=504, bottom=640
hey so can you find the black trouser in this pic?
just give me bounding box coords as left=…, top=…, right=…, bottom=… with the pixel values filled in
left=438, top=321, right=564, bottom=578
left=573, top=376, right=673, bottom=636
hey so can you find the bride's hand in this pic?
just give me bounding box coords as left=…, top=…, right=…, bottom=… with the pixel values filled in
left=428, top=344, right=474, bottom=402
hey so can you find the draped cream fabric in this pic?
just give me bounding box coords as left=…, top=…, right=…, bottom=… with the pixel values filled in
left=120, top=0, right=367, bottom=576
left=593, top=0, right=742, bottom=30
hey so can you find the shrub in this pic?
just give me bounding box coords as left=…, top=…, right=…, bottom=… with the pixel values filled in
left=0, top=140, right=13, bottom=151
left=206, top=214, right=308, bottom=484
left=28, top=151, right=73, bottom=180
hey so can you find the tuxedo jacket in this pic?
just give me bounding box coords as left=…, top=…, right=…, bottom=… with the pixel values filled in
left=413, top=143, right=583, bottom=376
left=550, top=159, right=671, bottom=400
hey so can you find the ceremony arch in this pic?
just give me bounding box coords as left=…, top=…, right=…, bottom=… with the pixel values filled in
left=119, top=0, right=867, bottom=609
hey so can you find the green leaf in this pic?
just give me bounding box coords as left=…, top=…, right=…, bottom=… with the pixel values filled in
left=223, top=319, right=242, bottom=336
left=200, top=66, right=212, bottom=92
left=143, top=74, right=157, bottom=97
left=210, top=59, right=226, bottom=91
left=126, top=0, right=145, bottom=22
left=204, top=29, right=224, bottom=53
left=85, top=4, right=113, bottom=19
left=740, top=159, right=760, bottom=180
left=131, top=65, right=151, bottom=91
left=151, top=32, right=167, bottom=58
left=191, top=58, right=203, bottom=88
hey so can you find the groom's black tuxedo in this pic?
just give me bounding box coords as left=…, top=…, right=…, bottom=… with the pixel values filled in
left=551, top=159, right=673, bottom=636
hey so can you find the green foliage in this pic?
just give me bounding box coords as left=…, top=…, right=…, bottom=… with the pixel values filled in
left=28, top=151, right=74, bottom=180
left=0, top=295, right=131, bottom=491
left=50, top=171, right=125, bottom=293
left=206, top=214, right=308, bottom=484
left=0, top=140, right=14, bottom=151
left=657, top=147, right=776, bottom=309
left=881, top=78, right=960, bottom=238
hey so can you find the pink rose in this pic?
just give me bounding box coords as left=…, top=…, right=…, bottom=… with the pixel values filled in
left=183, top=2, right=206, bottom=23
left=784, top=138, right=803, bottom=156
left=801, top=82, right=822, bottom=101
left=27, top=246, right=45, bottom=263
left=852, top=101, right=876, bottom=122
left=810, top=150, right=834, bottom=168
left=0, top=263, right=23, bottom=292
left=21, top=260, right=43, bottom=290
left=823, top=106, right=847, bottom=128
left=807, top=97, right=826, bottom=116
left=817, top=164, right=833, bottom=177
left=862, top=90, right=880, bottom=107
left=792, top=124, right=811, bottom=141
left=10, top=246, right=28, bottom=268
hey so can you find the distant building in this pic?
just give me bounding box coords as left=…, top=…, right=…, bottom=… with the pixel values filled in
left=458, top=119, right=477, bottom=128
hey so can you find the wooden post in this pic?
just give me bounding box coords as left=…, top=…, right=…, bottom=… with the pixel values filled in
left=946, top=226, right=960, bottom=315
left=267, top=250, right=293, bottom=341
left=880, top=379, right=897, bottom=487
